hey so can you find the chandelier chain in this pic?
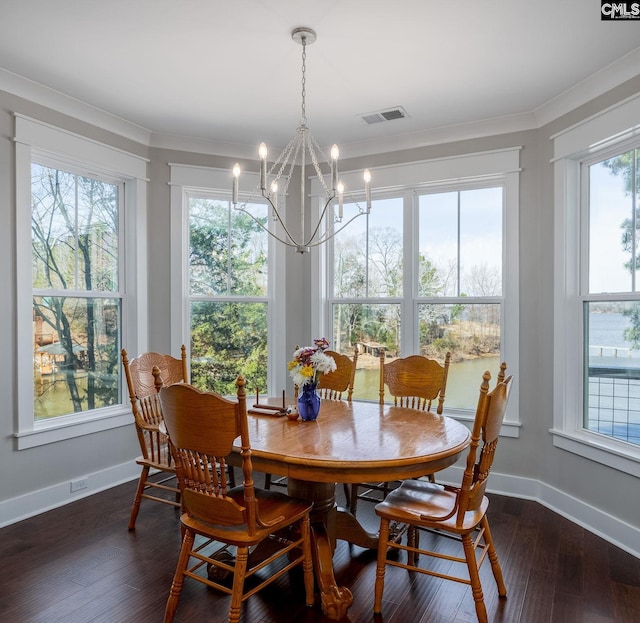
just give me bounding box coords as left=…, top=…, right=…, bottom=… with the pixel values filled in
left=300, top=38, right=307, bottom=126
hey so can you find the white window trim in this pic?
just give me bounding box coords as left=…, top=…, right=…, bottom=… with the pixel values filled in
left=552, top=92, right=640, bottom=476
left=14, top=114, right=149, bottom=449
left=168, top=164, right=285, bottom=395
left=311, top=148, right=521, bottom=436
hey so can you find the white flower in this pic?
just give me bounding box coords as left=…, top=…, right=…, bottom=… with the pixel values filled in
left=311, top=351, right=337, bottom=375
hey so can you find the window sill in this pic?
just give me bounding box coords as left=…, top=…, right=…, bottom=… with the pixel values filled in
left=550, top=428, right=640, bottom=477
left=14, top=407, right=132, bottom=450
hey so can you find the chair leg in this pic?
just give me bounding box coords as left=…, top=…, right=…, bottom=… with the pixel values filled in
left=228, top=546, right=249, bottom=623
left=407, top=526, right=419, bottom=565
left=163, top=529, right=194, bottom=623
left=300, top=515, right=315, bottom=607
left=482, top=516, right=507, bottom=597
left=349, top=484, right=358, bottom=515
left=373, top=518, right=391, bottom=614
left=342, top=483, right=351, bottom=509
left=128, top=465, right=150, bottom=530
left=264, top=473, right=272, bottom=490
left=462, top=532, right=488, bottom=623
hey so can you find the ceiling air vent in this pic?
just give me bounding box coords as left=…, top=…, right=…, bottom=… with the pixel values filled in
left=360, top=106, right=408, bottom=125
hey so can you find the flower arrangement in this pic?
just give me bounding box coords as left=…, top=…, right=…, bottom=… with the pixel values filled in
left=288, top=337, right=337, bottom=388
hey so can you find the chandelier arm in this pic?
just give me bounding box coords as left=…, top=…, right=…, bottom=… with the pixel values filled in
left=304, top=193, right=336, bottom=246
left=261, top=191, right=304, bottom=246
left=305, top=209, right=369, bottom=249
left=234, top=202, right=302, bottom=249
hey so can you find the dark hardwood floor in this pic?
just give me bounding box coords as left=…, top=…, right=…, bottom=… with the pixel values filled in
left=1, top=476, right=639, bottom=622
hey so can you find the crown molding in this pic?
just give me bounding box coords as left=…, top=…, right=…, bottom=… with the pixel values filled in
left=534, top=47, right=640, bottom=128
left=0, top=67, right=152, bottom=145
left=2, top=46, right=640, bottom=157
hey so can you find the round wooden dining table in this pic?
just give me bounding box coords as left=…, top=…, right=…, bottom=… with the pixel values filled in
left=234, top=397, right=471, bottom=621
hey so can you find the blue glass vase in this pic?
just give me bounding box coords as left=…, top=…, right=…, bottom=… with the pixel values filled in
left=298, top=382, right=321, bottom=421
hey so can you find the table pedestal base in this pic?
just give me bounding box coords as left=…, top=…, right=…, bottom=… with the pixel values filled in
left=288, top=478, right=353, bottom=620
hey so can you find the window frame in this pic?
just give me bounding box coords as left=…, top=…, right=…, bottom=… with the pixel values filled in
left=169, top=164, right=285, bottom=395
left=552, top=92, right=640, bottom=476
left=313, top=148, right=521, bottom=435
left=14, top=114, right=148, bottom=449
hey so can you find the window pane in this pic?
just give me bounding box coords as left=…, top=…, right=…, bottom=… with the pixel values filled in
left=333, top=302, right=401, bottom=401
left=189, top=198, right=268, bottom=297
left=585, top=301, right=640, bottom=444
left=418, top=187, right=503, bottom=296
left=190, top=301, right=267, bottom=395
left=33, top=296, right=120, bottom=419
left=460, top=187, right=502, bottom=296
left=334, top=211, right=366, bottom=297
left=367, top=197, right=403, bottom=297
left=419, top=192, right=458, bottom=296
left=419, top=302, right=501, bottom=410
left=31, top=164, right=119, bottom=292
left=333, top=197, right=402, bottom=297
left=419, top=188, right=502, bottom=297
left=230, top=204, right=268, bottom=296
left=76, top=175, right=119, bottom=291
left=589, top=152, right=639, bottom=294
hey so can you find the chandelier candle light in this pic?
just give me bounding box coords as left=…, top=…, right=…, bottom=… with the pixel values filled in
left=232, top=27, right=372, bottom=254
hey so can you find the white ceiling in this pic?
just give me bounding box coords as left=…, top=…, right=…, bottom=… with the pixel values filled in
left=1, top=0, right=640, bottom=158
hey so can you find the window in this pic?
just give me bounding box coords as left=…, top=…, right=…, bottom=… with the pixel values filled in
left=319, top=149, right=519, bottom=427
left=15, top=115, right=148, bottom=448
left=584, top=151, right=640, bottom=446
left=169, top=165, right=284, bottom=397
left=187, top=193, right=269, bottom=395
left=417, top=186, right=503, bottom=410
left=31, top=163, right=122, bottom=420
left=553, top=91, right=640, bottom=476
left=331, top=195, right=403, bottom=401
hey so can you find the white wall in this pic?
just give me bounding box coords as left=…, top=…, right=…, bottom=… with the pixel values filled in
left=1, top=78, right=639, bottom=556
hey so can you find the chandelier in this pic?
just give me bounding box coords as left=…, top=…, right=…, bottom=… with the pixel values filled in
left=232, top=27, right=372, bottom=254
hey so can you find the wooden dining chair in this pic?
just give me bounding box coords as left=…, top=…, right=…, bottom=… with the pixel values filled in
left=121, top=346, right=188, bottom=530
left=373, top=369, right=513, bottom=623
left=318, top=347, right=358, bottom=400
left=347, top=351, right=451, bottom=515
left=158, top=378, right=315, bottom=623
left=265, top=347, right=358, bottom=491
left=379, top=350, right=451, bottom=411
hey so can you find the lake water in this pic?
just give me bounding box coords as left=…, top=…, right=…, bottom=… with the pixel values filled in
left=589, top=311, right=632, bottom=348
left=588, top=311, right=640, bottom=368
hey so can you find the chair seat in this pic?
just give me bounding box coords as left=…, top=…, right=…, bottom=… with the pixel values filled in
left=375, top=479, right=489, bottom=534
left=181, top=487, right=313, bottom=547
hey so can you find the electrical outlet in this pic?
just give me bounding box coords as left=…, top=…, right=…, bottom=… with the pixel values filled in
left=70, top=478, right=88, bottom=493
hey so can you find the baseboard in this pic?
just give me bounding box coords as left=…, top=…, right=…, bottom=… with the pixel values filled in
left=440, top=465, right=640, bottom=559
left=0, top=461, right=138, bottom=529
left=2, top=464, right=639, bottom=560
